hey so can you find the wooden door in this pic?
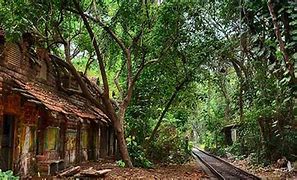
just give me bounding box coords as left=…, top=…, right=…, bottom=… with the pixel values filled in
left=1, top=115, right=15, bottom=170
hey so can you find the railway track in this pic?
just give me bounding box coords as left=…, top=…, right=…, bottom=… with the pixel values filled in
left=192, top=148, right=261, bottom=180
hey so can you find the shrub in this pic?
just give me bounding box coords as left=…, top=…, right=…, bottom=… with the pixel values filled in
left=147, top=124, right=191, bottom=164
left=126, top=136, right=153, bottom=168
left=0, top=170, right=19, bottom=180
left=116, top=160, right=126, bottom=168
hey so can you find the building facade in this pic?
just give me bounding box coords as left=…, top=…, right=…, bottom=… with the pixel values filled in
left=0, top=34, right=116, bottom=176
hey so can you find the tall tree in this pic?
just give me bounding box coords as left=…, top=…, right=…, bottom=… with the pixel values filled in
left=63, top=0, right=181, bottom=166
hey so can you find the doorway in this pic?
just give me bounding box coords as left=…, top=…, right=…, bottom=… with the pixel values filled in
left=1, top=115, right=15, bottom=171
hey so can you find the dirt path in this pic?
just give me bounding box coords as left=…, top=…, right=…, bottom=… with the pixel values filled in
left=223, top=158, right=297, bottom=179
left=78, top=159, right=208, bottom=179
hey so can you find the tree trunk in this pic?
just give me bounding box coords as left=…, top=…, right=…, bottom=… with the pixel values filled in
left=146, top=78, right=188, bottom=147
left=113, top=108, right=133, bottom=167
left=231, top=60, right=245, bottom=122
left=115, top=123, right=132, bottom=167
left=267, top=0, right=295, bottom=81
left=239, top=84, right=243, bottom=121
left=218, top=75, right=231, bottom=121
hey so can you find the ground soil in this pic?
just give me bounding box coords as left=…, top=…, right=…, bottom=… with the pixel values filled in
left=30, top=157, right=297, bottom=179
left=224, top=157, right=297, bottom=180
left=30, top=159, right=207, bottom=179
left=78, top=159, right=208, bottom=179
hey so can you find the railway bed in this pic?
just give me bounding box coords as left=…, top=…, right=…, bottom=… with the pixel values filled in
left=192, top=148, right=261, bottom=180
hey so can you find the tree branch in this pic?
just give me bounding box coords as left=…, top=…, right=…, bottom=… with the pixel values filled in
left=267, top=0, right=295, bottom=80
left=114, top=61, right=126, bottom=98
left=67, top=8, right=128, bottom=55
left=72, top=0, right=110, bottom=97
left=146, top=77, right=189, bottom=148
left=83, top=53, right=95, bottom=75
left=70, top=46, right=80, bottom=60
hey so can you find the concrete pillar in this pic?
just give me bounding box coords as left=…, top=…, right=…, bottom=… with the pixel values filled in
left=59, top=115, right=66, bottom=159
left=100, top=126, right=108, bottom=158
left=109, top=127, right=114, bottom=156
left=97, top=125, right=101, bottom=159
left=75, top=121, right=81, bottom=164
left=88, top=121, right=98, bottom=161
left=0, top=77, right=4, bottom=149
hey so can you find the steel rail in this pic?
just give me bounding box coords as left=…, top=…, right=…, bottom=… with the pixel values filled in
left=192, top=148, right=261, bottom=180
left=192, top=152, right=224, bottom=180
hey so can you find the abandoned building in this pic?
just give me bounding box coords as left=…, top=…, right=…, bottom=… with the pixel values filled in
left=0, top=32, right=117, bottom=176
left=222, top=124, right=239, bottom=145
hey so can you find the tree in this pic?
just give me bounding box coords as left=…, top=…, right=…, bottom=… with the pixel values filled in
left=1, top=0, right=180, bottom=167
left=67, top=0, right=189, bottom=166
left=1, top=0, right=296, bottom=167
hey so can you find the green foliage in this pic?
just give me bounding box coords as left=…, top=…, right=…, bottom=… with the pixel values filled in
left=147, top=124, right=191, bottom=164
left=116, top=160, right=125, bottom=168
left=1, top=0, right=296, bottom=168
left=126, top=136, right=152, bottom=168
left=225, top=141, right=242, bottom=157
left=0, top=170, right=19, bottom=180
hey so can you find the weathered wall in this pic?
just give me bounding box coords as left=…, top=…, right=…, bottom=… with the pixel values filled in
left=1, top=43, right=56, bottom=89
left=0, top=40, right=117, bottom=176
left=108, top=127, right=115, bottom=156
left=81, top=125, right=89, bottom=161
left=65, top=129, right=77, bottom=164
left=100, top=125, right=108, bottom=158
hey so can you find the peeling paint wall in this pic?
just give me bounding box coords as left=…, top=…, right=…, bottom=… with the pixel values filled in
left=19, top=126, right=36, bottom=176
left=65, top=129, right=77, bottom=164
left=0, top=42, right=118, bottom=176
left=0, top=91, right=117, bottom=176
left=81, top=127, right=88, bottom=161
left=45, top=127, right=59, bottom=151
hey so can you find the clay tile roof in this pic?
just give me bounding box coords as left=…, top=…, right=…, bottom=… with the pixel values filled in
left=13, top=80, right=109, bottom=123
